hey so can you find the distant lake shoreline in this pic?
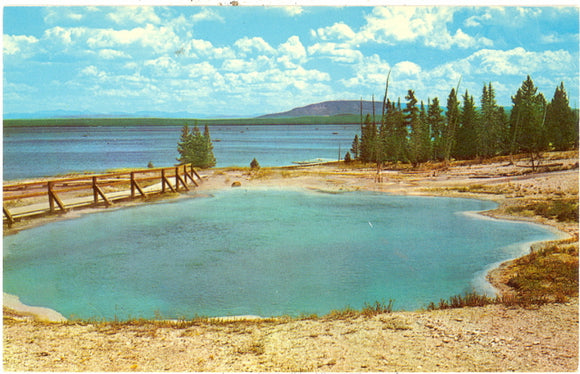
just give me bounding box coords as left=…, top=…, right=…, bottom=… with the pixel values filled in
left=3, top=115, right=362, bottom=127
left=3, top=124, right=360, bottom=180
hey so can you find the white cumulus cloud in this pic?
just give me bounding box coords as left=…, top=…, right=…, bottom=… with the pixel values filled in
left=307, top=42, right=363, bottom=64
left=280, top=6, right=304, bottom=17
left=469, top=47, right=574, bottom=76
left=234, top=36, right=276, bottom=56
left=312, top=22, right=357, bottom=41
left=356, top=7, right=493, bottom=50
left=3, top=34, right=39, bottom=56
left=191, top=8, right=224, bottom=23
left=393, top=61, right=422, bottom=76
left=278, top=36, right=307, bottom=61
left=107, top=7, right=161, bottom=25
left=86, top=24, right=180, bottom=54
left=98, top=48, right=131, bottom=59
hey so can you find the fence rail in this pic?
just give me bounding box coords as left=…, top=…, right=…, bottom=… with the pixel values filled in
left=3, top=164, right=203, bottom=227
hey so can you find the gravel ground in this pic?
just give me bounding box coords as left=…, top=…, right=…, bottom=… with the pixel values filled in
left=3, top=300, right=578, bottom=372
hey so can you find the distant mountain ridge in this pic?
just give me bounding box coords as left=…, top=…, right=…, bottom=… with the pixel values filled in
left=258, top=100, right=381, bottom=118
left=5, top=100, right=382, bottom=120
left=3, top=110, right=252, bottom=120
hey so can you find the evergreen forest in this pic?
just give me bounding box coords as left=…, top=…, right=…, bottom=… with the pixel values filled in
left=351, top=76, right=578, bottom=168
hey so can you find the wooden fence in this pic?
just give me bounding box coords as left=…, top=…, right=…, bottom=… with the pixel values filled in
left=3, top=164, right=202, bottom=226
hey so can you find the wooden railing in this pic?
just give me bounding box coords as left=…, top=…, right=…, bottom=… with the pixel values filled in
left=3, top=164, right=203, bottom=226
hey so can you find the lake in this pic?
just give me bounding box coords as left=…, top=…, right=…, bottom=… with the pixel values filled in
left=3, top=189, right=558, bottom=320
left=3, top=124, right=360, bottom=180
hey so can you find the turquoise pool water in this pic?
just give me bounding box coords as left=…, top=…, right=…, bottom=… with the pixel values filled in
left=3, top=189, right=557, bottom=320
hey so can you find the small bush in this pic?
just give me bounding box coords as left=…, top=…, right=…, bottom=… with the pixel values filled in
left=325, top=306, right=358, bottom=319
left=507, top=199, right=579, bottom=222
left=344, top=152, right=352, bottom=163
left=427, top=291, right=496, bottom=310
left=325, top=300, right=394, bottom=319
left=250, top=158, right=260, bottom=169
left=361, top=300, right=393, bottom=316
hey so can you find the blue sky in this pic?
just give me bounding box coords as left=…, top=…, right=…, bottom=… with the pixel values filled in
left=3, top=5, right=579, bottom=117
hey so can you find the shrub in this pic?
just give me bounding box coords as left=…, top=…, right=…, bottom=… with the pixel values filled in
left=506, top=242, right=579, bottom=301
left=250, top=158, right=260, bottom=169
left=361, top=300, right=393, bottom=316
left=344, top=152, right=352, bottom=163
left=506, top=199, right=579, bottom=222
left=427, top=291, right=496, bottom=310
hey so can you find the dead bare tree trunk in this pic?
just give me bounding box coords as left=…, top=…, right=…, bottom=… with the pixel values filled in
left=376, top=70, right=391, bottom=183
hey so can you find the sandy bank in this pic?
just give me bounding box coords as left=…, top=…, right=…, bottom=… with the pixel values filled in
left=4, top=299, right=578, bottom=371
left=3, top=293, right=67, bottom=322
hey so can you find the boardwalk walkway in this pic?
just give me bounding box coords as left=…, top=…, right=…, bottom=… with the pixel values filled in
left=3, top=164, right=203, bottom=226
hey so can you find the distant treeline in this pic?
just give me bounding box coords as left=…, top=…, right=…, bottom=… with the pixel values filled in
left=3, top=114, right=362, bottom=127
left=351, top=76, right=579, bottom=166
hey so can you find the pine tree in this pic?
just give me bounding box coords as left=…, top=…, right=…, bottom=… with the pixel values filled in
left=509, top=75, right=547, bottom=168
left=405, top=90, right=429, bottom=166
left=478, top=83, right=504, bottom=158
left=392, top=98, right=408, bottom=163
left=418, top=101, right=431, bottom=162
left=359, top=113, right=378, bottom=162
left=545, top=82, right=578, bottom=151
left=176, top=123, right=216, bottom=168
left=427, top=97, right=445, bottom=160
left=202, top=124, right=216, bottom=168
left=454, top=90, right=478, bottom=159
left=190, top=125, right=205, bottom=167
left=443, top=88, right=460, bottom=162
left=381, top=99, right=407, bottom=163
left=177, top=123, right=193, bottom=164
left=350, top=134, right=360, bottom=160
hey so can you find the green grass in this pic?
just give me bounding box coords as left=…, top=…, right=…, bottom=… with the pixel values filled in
left=505, top=241, right=578, bottom=303
left=505, top=198, right=579, bottom=222
left=428, top=240, right=579, bottom=310
left=427, top=291, right=496, bottom=310
left=324, top=300, right=394, bottom=319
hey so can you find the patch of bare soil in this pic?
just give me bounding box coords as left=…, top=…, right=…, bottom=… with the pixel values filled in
left=4, top=299, right=578, bottom=372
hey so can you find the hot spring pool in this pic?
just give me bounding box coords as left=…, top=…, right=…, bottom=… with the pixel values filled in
left=3, top=189, right=558, bottom=320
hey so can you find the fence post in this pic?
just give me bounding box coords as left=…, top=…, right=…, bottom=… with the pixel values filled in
left=183, top=164, right=198, bottom=187
left=175, top=166, right=189, bottom=191
left=93, top=177, right=99, bottom=204
left=131, top=172, right=146, bottom=198
left=191, top=164, right=202, bottom=182
left=49, top=182, right=55, bottom=212
left=161, top=168, right=176, bottom=193
left=48, top=181, right=66, bottom=213
left=175, top=167, right=180, bottom=191
left=93, top=176, right=112, bottom=206
left=3, top=205, right=14, bottom=227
